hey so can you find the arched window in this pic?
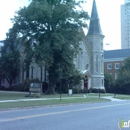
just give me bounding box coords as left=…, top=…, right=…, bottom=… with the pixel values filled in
left=86, top=64, right=89, bottom=70
left=101, top=54, right=103, bottom=73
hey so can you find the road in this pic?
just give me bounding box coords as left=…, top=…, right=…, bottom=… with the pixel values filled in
left=0, top=101, right=130, bottom=130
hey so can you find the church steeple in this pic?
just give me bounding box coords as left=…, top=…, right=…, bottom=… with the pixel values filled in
left=87, top=0, right=103, bottom=36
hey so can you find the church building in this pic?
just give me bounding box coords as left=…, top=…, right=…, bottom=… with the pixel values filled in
left=75, top=0, right=105, bottom=90
left=1, top=0, right=105, bottom=91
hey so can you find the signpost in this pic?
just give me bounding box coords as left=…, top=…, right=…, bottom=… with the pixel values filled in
left=29, top=82, right=42, bottom=97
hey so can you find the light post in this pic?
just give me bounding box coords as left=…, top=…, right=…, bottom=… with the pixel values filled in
left=60, top=78, right=62, bottom=101
left=58, top=63, right=62, bottom=101
left=98, top=89, right=101, bottom=98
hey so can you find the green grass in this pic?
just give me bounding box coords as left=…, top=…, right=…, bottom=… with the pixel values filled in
left=0, top=91, right=111, bottom=109
left=0, top=98, right=110, bottom=109
left=114, top=94, right=130, bottom=100
left=0, top=91, right=69, bottom=100
left=86, top=93, right=114, bottom=97
left=1, top=91, right=130, bottom=110
left=0, top=91, right=29, bottom=100
left=0, top=91, right=129, bottom=100
left=0, top=91, right=112, bottom=100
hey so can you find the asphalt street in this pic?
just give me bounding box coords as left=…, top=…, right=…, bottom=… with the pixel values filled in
left=0, top=100, right=130, bottom=130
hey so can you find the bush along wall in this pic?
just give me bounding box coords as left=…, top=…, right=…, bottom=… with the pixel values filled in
left=89, top=88, right=106, bottom=94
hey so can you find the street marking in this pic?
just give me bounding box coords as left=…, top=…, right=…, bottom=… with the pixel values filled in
left=0, top=102, right=130, bottom=123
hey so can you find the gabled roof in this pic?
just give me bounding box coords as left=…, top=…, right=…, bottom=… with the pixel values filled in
left=104, top=49, right=130, bottom=59
left=87, top=0, right=103, bottom=36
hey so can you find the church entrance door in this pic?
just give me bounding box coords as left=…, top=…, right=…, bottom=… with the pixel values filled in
left=84, top=75, right=88, bottom=89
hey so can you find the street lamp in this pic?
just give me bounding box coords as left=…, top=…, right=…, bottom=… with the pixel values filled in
left=58, top=63, right=62, bottom=102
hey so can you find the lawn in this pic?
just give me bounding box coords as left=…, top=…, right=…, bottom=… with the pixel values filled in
left=0, top=98, right=110, bottom=109
left=0, top=91, right=114, bottom=101
left=0, top=91, right=73, bottom=100
left=1, top=91, right=129, bottom=110
left=114, top=94, right=130, bottom=100
left=0, top=91, right=110, bottom=109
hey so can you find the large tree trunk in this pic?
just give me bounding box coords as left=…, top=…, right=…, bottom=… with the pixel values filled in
left=45, top=85, right=55, bottom=94
left=6, top=79, right=13, bottom=89
left=45, top=79, right=56, bottom=94
left=45, top=68, right=56, bottom=94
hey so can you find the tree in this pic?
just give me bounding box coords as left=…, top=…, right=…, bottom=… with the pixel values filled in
left=0, top=60, right=4, bottom=88
left=67, top=69, right=84, bottom=88
left=0, top=29, right=20, bottom=87
left=104, top=72, right=114, bottom=93
left=115, top=57, right=130, bottom=94
left=55, top=69, right=84, bottom=93
left=11, top=0, right=89, bottom=93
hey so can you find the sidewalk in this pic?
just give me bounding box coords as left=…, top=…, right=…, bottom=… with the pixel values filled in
left=0, top=96, right=125, bottom=103
left=0, top=97, right=86, bottom=103
left=101, top=96, right=125, bottom=102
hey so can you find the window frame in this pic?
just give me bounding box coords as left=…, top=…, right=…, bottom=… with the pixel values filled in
left=115, top=63, right=120, bottom=69
left=107, top=63, right=112, bottom=70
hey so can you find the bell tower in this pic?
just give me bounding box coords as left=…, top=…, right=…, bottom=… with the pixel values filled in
left=87, top=0, right=105, bottom=90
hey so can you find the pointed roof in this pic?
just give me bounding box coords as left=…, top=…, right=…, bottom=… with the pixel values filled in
left=87, top=0, right=103, bottom=36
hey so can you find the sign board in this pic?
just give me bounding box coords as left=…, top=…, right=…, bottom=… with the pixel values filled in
left=29, top=83, right=42, bottom=96
left=68, top=89, right=72, bottom=96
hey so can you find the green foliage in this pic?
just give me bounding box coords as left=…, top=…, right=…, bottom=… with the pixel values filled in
left=55, top=69, right=84, bottom=94
left=72, top=88, right=89, bottom=94
left=18, top=78, right=41, bottom=92
left=67, top=69, right=84, bottom=88
left=104, top=72, right=114, bottom=93
left=89, top=88, right=106, bottom=94
left=0, top=29, right=20, bottom=87
left=0, top=62, right=4, bottom=87
left=11, top=0, right=89, bottom=93
left=115, top=57, right=130, bottom=94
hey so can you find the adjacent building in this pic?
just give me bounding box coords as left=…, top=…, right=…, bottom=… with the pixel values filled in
left=104, top=48, right=130, bottom=79
left=121, top=0, right=130, bottom=49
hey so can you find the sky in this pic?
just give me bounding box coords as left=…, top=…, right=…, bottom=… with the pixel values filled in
left=0, top=0, right=124, bottom=50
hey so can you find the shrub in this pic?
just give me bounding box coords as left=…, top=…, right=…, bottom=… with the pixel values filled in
left=18, top=78, right=41, bottom=92
left=84, top=88, right=89, bottom=93
left=114, top=83, right=130, bottom=94
left=73, top=88, right=79, bottom=94
left=89, top=88, right=106, bottom=93
left=0, top=86, right=6, bottom=90
left=104, top=72, right=115, bottom=93
left=72, top=88, right=89, bottom=94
